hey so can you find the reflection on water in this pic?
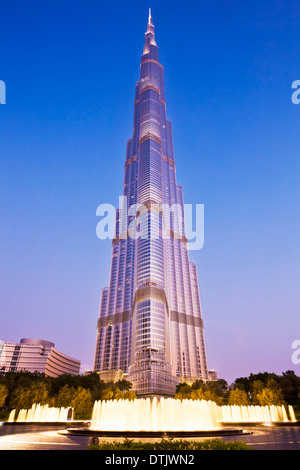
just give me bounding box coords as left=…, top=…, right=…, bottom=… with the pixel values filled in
left=0, top=423, right=299, bottom=451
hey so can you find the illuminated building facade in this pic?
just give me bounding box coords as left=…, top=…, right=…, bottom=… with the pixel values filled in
left=94, top=11, right=210, bottom=395
left=1, top=338, right=81, bottom=377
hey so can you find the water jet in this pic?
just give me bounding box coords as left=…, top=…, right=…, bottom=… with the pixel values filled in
left=6, top=403, right=73, bottom=425
left=65, top=397, right=297, bottom=438
left=6, top=398, right=297, bottom=438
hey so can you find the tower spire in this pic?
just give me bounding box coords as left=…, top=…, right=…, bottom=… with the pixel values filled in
left=144, top=8, right=156, bottom=54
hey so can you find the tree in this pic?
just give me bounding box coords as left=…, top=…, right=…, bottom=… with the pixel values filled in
left=232, top=372, right=281, bottom=397
left=0, top=371, right=45, bottom=396
left=114, top=388, right=124, bottom=400
left=0, top=384, right=8, bottom=408
left=252, top=380, right=264, bottom=404
left=190, top=389, right=206, bottom=401
left=175, top=383, right=192, bottom=398
left=278, top=371, right=300, bottom=404
left=8, top=382, right=49, bottom=410
left=55, top=385, right=73, bottom=408
left=228, top=389, right=250, bottom=406
left=29, top=382, right=49, bottom=406
left=9, top=386, right=31, bottom=409
left=115, top=380, right=133, bottom=392
left=255, top=388, right=285, bottom=406
left=123, top=390, right=136, bottom=400
left=191, top=379, right=205, bottom=390
left=91, top=381, right=109, bottom=402
left=175, top=380, right=225, bottom=405
left=206, top=379, right=228, bottom=398
left=258, top=379, right=285, bottom=406
left=71, top=386, right=93, bottom=418
left=101, top=389, right=114, bottom=401
left=202, top=389, right=224, bottom=406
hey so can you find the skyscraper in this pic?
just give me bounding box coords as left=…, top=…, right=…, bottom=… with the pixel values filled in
left=94, top=11, right=210, bottom=395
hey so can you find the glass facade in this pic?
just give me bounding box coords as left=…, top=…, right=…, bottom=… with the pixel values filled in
left=94, top=12, right=209, bottom=395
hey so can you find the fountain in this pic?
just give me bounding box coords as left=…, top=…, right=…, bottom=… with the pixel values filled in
left=220, top=404, right=290, bottom=424
left=90, top=397, right=221, bottom=432
left=7, top=403, right=73, bottom=424
left=7, top=409, right=16, bottom=423
left=288, top=405, right=297, bottom=422
left=5, top=399, right=297, bottom=437
left=66, top=397, right=297, bottom=438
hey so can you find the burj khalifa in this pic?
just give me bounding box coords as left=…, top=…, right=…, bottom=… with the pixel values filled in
left=94, top=11, right=210, bottom=395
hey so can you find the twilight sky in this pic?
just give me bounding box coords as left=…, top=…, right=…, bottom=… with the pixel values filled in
left=0, top=0, right=299, bottom=385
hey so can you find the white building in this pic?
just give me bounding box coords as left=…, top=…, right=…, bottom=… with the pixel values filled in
left=0, top=338, right=80, bottom=377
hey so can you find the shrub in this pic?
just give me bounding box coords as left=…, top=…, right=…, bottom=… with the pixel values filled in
left=87, top=437, right=251, bottom=451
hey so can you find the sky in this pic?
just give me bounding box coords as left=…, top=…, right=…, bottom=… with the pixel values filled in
left=0, top=0, right=299, bottom=385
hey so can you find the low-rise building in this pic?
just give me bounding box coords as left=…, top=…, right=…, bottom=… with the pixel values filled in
left=0, top=338, right=80, bottom=377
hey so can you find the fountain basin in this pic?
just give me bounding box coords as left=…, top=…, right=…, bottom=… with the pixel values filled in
left=64, top=427, right=247, bottom=438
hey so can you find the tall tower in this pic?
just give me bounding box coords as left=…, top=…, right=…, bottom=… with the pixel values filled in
left=94, top=11, right=209, bottom=395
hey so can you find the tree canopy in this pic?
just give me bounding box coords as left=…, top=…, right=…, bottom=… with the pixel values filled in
left=0, top=369, right=299, bottom=420
left=0, top=371, right=135, bottom=419
left=175, top=371, right=300, bottom=408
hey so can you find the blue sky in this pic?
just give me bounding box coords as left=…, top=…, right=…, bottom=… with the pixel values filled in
left=0, top=0, right=299, bottom=383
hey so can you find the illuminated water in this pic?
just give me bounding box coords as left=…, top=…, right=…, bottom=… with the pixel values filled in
left=90, top=397, right=296, bottom=431
left=221, top=404, right=290, bottom=423
left=288, top=405, right=297, bottom=422
left=8, top=399, right=296, bottom=430
left=9, top=404, right=72, bottom=423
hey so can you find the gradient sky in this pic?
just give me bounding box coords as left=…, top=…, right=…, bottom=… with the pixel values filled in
left=1, top=0, right=299, bottom=385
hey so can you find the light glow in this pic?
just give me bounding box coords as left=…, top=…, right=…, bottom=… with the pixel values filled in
left=9, top=404, right=73, bottom=423
left=89, top=397, right=296, bottom=432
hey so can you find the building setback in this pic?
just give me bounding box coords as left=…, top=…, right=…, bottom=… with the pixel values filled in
left=94, top=12, right=211, bottom=395
left=1, top=338, right=81, bottom=377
